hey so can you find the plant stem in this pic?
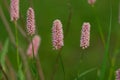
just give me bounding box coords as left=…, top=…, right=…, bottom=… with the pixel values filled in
left=92, top=6, right=105, bottom=47
left=51, top=48, right=64, bottom=80
left=14, top=21, right=20, bottom=69
left=99, top=1, right=112, bottom=80
left=59, top=54, right=65, bottom=80
left=51, top=0, right=72, bottom=79
left=65, top=0, right=72, bottom=38
left=36, top=57, right=45, bottom=80
left=0, top=6, right=32, bottom=80
left=30, top=36, right=40, bottom=80
left=30, top=36, right=35, bottom=60
left=0, top=64, right=8, bottom=80
left=108, top=50, right=119, bottom=80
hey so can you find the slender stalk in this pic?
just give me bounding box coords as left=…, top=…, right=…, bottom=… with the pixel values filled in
left=0, top=64, right=8, bottom=80
left=92, top=6, right=105, bottom=47
left=99, top=1, right=112, bottom=80
left=0, top=6, right=32, bottom=80
left=5, top=57, right=16, bottom=80
left=14, top=21, right=20, bottom=69
left=36, top=57, right=45, bottom=80
left=28, top=0, right=33, bottom=8
left=108, top=50, right=119, bottom=80
left=65, top=0, right=72, bottom=37
left=30, top=36, right=43, bottom=80
left=51, top=48, right=63, bottom=80
left=51, top=1, right=72, bottom=79
left=59, top=54, right=65, bottom=80
left=2, top=0, right=28, bottom=41
left=30, top=36, right=35, bottom=59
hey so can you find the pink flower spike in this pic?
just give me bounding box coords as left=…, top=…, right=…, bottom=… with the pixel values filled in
left=27, top=35, right=41, bottom=58
left=10, top=0, right=19, bottom=21
left=80, top=22, right=91, bottom=49
left=52, top=19, right=64, bottom=50
left=26, top=7, right=35, bottom=36
left=88, top=0, right=96, bottom=6
left=116, top=69, right=120, bottom=80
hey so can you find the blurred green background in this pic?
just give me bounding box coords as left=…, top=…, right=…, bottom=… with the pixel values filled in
left=0, top=0, right=120, bottom=80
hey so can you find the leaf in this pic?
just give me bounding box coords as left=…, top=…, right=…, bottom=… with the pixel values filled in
left=74, top=68, right=97, bottom=80
left=18, top=63, right=25, bottom=80
left=0, top=39, right=9, bottom=67
left=99, top=2, right=112, bottom=80
left=0, top=71, right=2, bottom=80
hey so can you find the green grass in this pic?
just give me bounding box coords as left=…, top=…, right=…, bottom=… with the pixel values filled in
left=0, top=0, right=120, bottom=80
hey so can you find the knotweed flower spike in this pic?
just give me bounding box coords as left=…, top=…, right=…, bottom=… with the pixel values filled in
left=10, top=0, right=19, bottom=21
left=80, top=22, right=91, bottom=49
left=88, top=0, right=96, bottom=6
left=27, top=35, right=41, bottom=58
left=116, top=69, right=120, bottom=80
left=26, top=7, right=35, bottom=36
left=52, top=19, right=64, bottom=50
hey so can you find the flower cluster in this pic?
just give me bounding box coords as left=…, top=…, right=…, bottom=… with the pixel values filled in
left=52, top=19, right=64, bottom=50
left=116, top=69, right=120, bottom=80
left=80, top=22, right=91, bottom=49
left=27, top=35, right=41, bottom=57
left=10, top=0, right=19, bottom=21
left=88, top=0, right=96, bottom=6
left=26, top=7, right=36, bottom=36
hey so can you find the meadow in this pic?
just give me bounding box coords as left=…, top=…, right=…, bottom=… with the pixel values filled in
left=0, top=0, right=120, bottom=80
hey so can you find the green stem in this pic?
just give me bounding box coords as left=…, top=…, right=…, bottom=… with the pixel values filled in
left=30, top=36, right=35, bottom=59
left=30, top=36, right=39, bottom=79
left=108, top=50, right=119, bottom=80
left=92, top=6, right=105, bottom=47
left=99, top=2, right=112, bottom=80
left=59, top=53, right=65, bottom=80
left=14, top=21, right=19, bottom=69
left=0, top=64, right=8, bottom=80
left=51, top=48, right=64, bottom=80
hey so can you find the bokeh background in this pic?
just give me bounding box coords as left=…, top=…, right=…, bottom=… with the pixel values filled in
left=0, top=0, right=120, bottom=80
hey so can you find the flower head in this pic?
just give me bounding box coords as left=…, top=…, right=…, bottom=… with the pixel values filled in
left=52, top=19, right=64, bottom=50
left=26, top=7, right=35, bottom=36
left=10, top=0, right=19, bottom=21
left=27, top=35, right=41, bottom=58
left=88, top=0, right=96, bottom=6
left=80, top=22, right=91, bottom=49
left=116, top=69, right=120, bottom=80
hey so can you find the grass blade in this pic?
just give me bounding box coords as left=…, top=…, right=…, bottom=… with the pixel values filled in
left=59, top=54, right=65, bottom=80
left=18, top=64, right=25, bottom=80
left=99, top=1, right=112, bottom=80
left=0, top=39, right=9, bottom=67
left=108, top=50, right=119, bottom=80
left=74, top=68, right=97, bottom=80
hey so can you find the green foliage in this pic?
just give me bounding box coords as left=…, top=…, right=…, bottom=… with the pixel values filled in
left=0, top=39, right=9, bottom=67
left=74, top=68, right=97, bottom=80
left=0, top=0, right=120, bottom=80
left=0, top=72, right=2, bottom=80
left=99, top=2, right=113, bottom=80
left=18, top=64, right=25, bottom=80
